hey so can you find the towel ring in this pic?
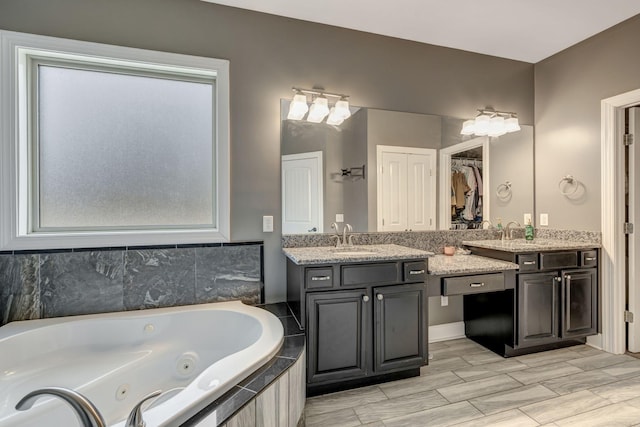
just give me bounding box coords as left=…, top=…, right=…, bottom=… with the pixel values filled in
left=558, top=175, right=579, bottom=196
left=496, top=181, right=512, bottom=199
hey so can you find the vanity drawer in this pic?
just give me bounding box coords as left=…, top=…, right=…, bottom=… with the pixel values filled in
left=342, top=263, right=399, bottom=287
left=305, top=267, right=334, bottom=289
left=581, top=250, right=598, bottom=267
left=443, top=273, right=505, bottom=296
left=517, top=254, right=539, bottom=271
left=539, top=251, right=578, bottom=270
left=404, top=261, right=427, bottom=282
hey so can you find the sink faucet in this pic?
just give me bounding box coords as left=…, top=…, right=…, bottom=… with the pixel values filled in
left=331, top=223, right=354, bottom=247
left=125, top=390, right=162, bottom=427
left=505, top=221, right=521, bottom=240
left=330, top=222, right=343, bottom=247
left=15, top=387, right=106, bottom=427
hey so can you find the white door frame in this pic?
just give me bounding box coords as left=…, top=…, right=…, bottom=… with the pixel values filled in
left=600, top=88, right=640, bottom=354
left=439, top=137, right=490, bottom=230
left=376, top=145, right=437, bottom=232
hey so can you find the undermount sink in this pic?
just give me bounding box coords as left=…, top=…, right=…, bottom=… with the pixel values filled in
left=330, top=247, right=378, bottom=256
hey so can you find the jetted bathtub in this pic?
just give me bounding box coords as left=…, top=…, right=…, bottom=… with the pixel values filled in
left=0, top=301, right=284, bottom=426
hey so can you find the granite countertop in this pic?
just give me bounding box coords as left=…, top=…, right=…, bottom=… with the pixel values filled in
left=282, top=244, right=433, bottom=265
left=428, top=254, right=519, bottom=276
left=463, top=238, right=601, bottom=253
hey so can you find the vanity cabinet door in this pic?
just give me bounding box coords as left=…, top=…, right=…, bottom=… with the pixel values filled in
left=306, top=290, right=370, bottom=384
left=373, top=283, right=428, bottom=373
left=561, top=269, right=598, bottom=338
left=517, top=272, right=560, bottom=347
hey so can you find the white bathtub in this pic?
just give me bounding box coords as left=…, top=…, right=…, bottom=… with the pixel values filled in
left=0, top=301, right=284, bottom=427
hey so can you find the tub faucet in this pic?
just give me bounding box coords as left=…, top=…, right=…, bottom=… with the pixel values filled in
left=125, top=390, right=162, bottom=427
left=505, top=221, right=521, bottom=240
left=15, top=387, right=106, bottom=427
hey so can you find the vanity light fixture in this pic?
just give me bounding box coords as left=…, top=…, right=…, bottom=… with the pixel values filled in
left=287, top=87, right=351, bottom=125
left=461, top=108, right=520, bottom=137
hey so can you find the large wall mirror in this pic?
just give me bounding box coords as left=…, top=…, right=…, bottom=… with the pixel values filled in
left=280, top=100, right=534, bottom=234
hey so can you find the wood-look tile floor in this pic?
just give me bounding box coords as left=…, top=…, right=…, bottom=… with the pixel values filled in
left=304, top=339, right=640, bottom=427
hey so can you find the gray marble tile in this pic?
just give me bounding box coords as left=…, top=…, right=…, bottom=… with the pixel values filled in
left=590, top=376, right=640, bottom=403
left=468, top=384, right=558, bottom=415
left=355, top=390, right=449, bottom=424
left=379, top=371, right=463, bottom=399
left=566, top=345, right=606, bottom=358
left=567, top=353, right=637, bottom=371
left=507, top=362, right=583, bottom=385
left=0, top=254, right=40, bottom=324
left=461, top=350, right=506, bottom=366
left=541, top=369, right=619, bottom=395
left=553, top=402, right=640, bottom=427
left=520, top=390, right=611, bottom=424
left=305, top=385, right=387, bottom=417
left=196, top=245, right=261, bottom=304
left=305, top=408, right=360, bottom=427
left=449, top=409, right=538, bottom=427
left=382, top=401, right=482, bottom=427
left=601, top=360, right=640, bottom=379
left=515, top=348, right=580, bottom=368
left=453, top=359, right=529, bottom=381
left=40, top=250, right=124, bottom=317
left=421, top=356, right=472, bottom=374
left=436, top=374, right=522, bottom=403
left=123, top=248, right=196, bottom=310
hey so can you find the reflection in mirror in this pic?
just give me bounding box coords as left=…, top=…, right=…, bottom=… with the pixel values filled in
left=281, top=100, right=534, bottom=234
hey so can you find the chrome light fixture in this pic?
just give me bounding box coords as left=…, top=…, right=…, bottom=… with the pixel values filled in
left=461, top=108, right=520, bottom=137
left=286, top=87, right=351, bottom=125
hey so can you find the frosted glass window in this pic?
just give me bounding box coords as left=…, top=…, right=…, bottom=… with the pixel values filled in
left=36, top=65, right=215, bottom=230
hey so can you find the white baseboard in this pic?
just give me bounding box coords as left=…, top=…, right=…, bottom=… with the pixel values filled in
left=587, top=333, right=605, bottom=351
left=429, top=321, right=465, bottom=343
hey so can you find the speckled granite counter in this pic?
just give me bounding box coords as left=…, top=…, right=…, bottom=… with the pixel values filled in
left=463, top=238, right=601, bottom=253
left=283, top=244, right=433, bottom=265
left=428, top=254, right=519, bottom=275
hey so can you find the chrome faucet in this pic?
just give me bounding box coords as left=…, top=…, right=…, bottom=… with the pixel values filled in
left=331, top=222, right=354, bottom=247
left=330, top=222, right=343, bottom=247
left=505, top=221, right=521, bottom=240
left=479, top=220, right=493, bottom=230
left=125, top=390, right=162, bottom=427
left=15, top=387, right=106, bottom=427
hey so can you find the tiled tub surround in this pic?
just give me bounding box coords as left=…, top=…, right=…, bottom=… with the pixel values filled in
left=187, top=302, right=306, bottom=427
left=0, top=242, right=263, bottom=326
left=282, top=228, right=601, bottom=253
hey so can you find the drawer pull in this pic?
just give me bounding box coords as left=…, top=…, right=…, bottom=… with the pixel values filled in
left=469, top=282, right=485, bottom=288
left=585, top=257, right=596, bottom=261
left=311, top=276, right=331, bottom=281
left=409, top=269, right=425, bottom=275
left=523, top=261, right=536, bottom=265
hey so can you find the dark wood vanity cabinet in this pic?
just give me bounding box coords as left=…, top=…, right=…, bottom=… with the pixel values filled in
left=466, top=247, right=599, bottom=356
left=287, top=259, right=428, bottom=393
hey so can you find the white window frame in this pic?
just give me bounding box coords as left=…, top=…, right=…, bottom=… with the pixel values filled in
left=0, top=31, right=230, bottom=250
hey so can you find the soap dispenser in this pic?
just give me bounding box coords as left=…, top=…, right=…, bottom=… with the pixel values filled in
left=525, top=219, right=535, bottom=241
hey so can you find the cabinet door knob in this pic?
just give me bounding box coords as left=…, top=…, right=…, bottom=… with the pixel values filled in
left=377, top=293, right=384, bottom=301
left=362, top=295, right=370, bottom=302
left=565, top=275, right=572, bottom=280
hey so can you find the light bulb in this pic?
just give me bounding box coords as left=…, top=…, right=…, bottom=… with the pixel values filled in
left=307, top=96, right=330, bottom=123
left=287, top=93, right=308, bottom=120
left=474, top=114, right=491, bottom=136
left=505, top=116, right=521, bottom=132
left=461, top=119, right=476, bottom=135
left=333, top=98, right=351, bottom=120
left=488, top=116, right=506, bottom=137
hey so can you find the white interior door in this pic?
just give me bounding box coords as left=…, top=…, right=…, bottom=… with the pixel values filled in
left=282, top=151, right=323, bottom=234
left=377, top=146, right=436, bottom=232
left=629, top=107, right=640, bottom=352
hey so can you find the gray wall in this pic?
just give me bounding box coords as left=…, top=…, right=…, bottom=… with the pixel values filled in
left=535, top=14, right=640, bottom=231
left=0, top=0, right=534, bottom=303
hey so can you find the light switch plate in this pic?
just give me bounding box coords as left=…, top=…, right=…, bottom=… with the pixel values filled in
left=441, top=296, right=448, bottom=306
left=335, top=213, right=344, bottom=222
left=262, top=215, right=274, bottom=232
left=540, top=213, right=549, bottom=226
left=524, top=213, right=532, bottom=225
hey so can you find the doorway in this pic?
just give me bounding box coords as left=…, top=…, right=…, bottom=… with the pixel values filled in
left=626, top=107, right=640, bottom=353
left=281, top=151, right=323, bottom=234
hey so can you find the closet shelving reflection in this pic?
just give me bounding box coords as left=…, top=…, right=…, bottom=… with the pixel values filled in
left=451, top=157, right=484, bottom=230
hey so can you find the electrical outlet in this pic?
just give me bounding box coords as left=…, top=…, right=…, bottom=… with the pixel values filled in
left=335, top=213, right=344, bottom=222
left=262, top=215, right=274, bottom=232
left=524, top=213, right=532, bottom=225
left=540, top=213, right=549, bottom=226
left=441, top=296, right=448, bottom=307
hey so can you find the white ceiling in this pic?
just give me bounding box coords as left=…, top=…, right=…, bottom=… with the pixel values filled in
left=201, top=0, right=640, bottom=63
